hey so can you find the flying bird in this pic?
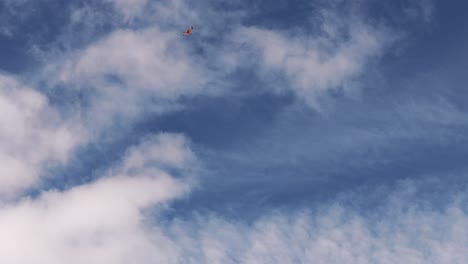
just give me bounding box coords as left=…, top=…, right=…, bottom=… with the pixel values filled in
left=183, top=27, right=193, bottom=36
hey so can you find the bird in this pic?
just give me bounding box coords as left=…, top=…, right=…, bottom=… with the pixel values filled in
left=183, top=27, right=194, bottom=36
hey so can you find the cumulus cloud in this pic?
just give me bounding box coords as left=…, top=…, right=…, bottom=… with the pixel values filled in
left=0, top=74, right=85, bottom=198
left=0, top=133, right=193, bottom=264
left=1, top=169, right=467, bottom=263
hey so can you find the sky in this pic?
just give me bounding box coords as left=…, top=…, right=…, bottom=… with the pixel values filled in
left=0, top=0, right=468, bottom=263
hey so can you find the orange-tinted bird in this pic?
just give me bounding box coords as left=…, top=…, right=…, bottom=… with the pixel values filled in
left=183, top=27, right=193, bottom=36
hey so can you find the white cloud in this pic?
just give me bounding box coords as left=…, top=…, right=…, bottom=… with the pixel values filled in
left=0, top=74, right=85, bottom=199
left=1, top=170, right=467, bottom=263
left=141, top=182, right=468, bottom=264
left=44, top=26, right=211, bottom=129
left=229, top=15, right=393, bottom=110
left=0, top=133, right=193, bottom=264
left=0, top=172, right=187, bottom=264
left=1, top=1, right=461, bottom=263
left=59, top=28, right=202, bottom=94
left=38, top=0, right=408, bottom=127
left=104, top=0, right=149, bottom=21
left=121, top=133, right=195, bottom=172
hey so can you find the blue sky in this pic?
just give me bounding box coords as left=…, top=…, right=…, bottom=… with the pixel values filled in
left=0, top=0, right=467, bottom=263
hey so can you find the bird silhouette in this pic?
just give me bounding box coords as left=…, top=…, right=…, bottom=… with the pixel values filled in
left=183, top=27, right=193, bottom=36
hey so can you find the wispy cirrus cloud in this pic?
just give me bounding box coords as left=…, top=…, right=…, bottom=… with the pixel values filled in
left=103, top=0, right=149, bottom=21
left=223, top=5, right=397, bottom=111
left=404, top=0, right=434, bottom=24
